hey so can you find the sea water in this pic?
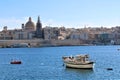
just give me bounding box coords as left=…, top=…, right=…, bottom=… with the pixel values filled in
left=0, top=46, right=120, bottom=80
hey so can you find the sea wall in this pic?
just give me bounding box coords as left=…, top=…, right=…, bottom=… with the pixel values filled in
left=0, top=39, right=83, bottom=47
left=115, top=39, right=120, bottom=44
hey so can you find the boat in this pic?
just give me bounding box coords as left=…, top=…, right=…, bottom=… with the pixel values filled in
left=106, top=68, right=113, bottom=70
left=62, top=54, right=94, bottom=69
left=10, top=60, right=22, bottom=64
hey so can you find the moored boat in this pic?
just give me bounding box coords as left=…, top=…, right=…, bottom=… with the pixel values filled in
left=62, top=54, right=94, bottom=69
left=10, top=60, right=22, bottom=64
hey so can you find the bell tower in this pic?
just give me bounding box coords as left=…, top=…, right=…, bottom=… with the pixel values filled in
left=36, top=16, right=42, bottom=38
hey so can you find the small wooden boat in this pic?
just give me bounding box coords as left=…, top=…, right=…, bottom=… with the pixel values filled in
left=10, top=60, right=22, bottom=64
left=106, top=68, right=113, bottom=70
left=62, top=54, right=94, bottom=69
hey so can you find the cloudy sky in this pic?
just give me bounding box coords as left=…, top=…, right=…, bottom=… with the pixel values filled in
left=0, top=0, right=120, bottom=30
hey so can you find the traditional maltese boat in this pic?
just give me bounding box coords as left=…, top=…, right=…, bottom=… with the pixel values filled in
left=10, top=60, right=22, bottom=64
left=62, top=54, right=94, bottom=69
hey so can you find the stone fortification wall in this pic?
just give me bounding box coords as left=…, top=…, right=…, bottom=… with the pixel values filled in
left=115, top=39, right=120, bottom=45
left=0, top=39, right=83, bottom=47
left=50, top=40, right=82, bottom=46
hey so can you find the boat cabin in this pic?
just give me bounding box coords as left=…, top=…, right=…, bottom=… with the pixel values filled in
left=75, top=54, right=89, bottom=62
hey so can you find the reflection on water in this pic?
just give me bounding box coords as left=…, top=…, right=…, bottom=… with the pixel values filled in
left=64, top=68, right=94, bottom=80
left=65, top=68, right=94, bottom=74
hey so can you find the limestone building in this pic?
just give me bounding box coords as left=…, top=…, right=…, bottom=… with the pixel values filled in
left=0, top=16, right=44, bottom=40
left=25, top=17, right=35, bottom=31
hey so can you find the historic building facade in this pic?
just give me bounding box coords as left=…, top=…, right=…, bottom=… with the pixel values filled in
left=25, top=17, right=36, bottom=31
left=0, top=16, right=44, bottom=40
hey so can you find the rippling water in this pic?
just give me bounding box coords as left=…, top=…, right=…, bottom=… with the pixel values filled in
left=0, top=46, right=120, bottom=80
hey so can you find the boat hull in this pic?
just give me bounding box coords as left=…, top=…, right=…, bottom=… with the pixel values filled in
left=64, top=62, right=94, bottom=69
left=10, top=61, right=22, bottom=64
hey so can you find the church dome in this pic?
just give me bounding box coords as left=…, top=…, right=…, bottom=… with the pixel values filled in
left=25, top=17, right=35, bottom=31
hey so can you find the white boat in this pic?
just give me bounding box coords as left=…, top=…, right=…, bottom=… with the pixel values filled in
left=62, top=54, right=94, bottom=69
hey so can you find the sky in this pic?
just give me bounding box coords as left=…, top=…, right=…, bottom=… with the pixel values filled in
left=0, top=0, right=120, bottom=30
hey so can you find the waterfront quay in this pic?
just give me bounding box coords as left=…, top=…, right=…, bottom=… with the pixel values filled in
left=0, top=39, right=84, bottom=48
left=1, top=16, right=120, bottom=46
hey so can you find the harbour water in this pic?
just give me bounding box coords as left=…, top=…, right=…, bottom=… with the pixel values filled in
left=0, top=46, right=120, bottom=80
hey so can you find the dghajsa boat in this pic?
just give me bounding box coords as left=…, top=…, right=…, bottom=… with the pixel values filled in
left=62, top=54, right=94, bottom=69
left=10, top=60, right=22, bottom=64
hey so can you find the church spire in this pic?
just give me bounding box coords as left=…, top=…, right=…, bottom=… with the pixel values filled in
left=35, top=16, right=43, bottom=38
left=36, top=16, right=42, bottom=29
left=37, top=16, right=40, bottom=23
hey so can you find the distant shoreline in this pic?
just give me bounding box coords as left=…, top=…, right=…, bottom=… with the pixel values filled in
left=0, top=39, right=117, bottom=48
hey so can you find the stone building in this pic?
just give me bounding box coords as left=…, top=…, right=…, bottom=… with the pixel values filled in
left=43, top=26, right=59, bottom=40
left=0, top=26, right=14, bottom=40
left=0, top=16, right=44, bottom=40
left=70, top=31, right=89, bottom=40
left=14, top=17, right=36, bottom=39
left=25, top=17, right=36, bottom=31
